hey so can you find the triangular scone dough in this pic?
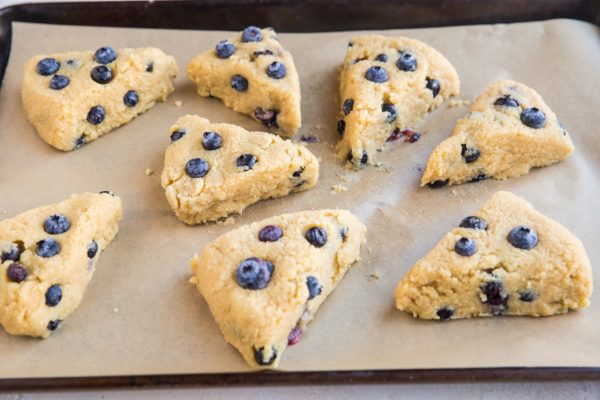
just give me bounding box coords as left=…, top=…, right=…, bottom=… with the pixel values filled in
left=190, top=209, right=366, bottom=368
left=22, top=47, right=178, bottom=151
left=161, top=115, right=319, bottom=225
left=187, top=27, right=301, bottom=136
left=395, top=191, right=592, bottom=320
left=336, top=35, right=459, bottom=169
left=421, top=80, right=574, bottom=187
left=0, top=192, right=122, bottom=338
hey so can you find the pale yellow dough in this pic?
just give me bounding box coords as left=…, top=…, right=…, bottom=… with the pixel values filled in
left=395, top=191, right=592, bottom=320
left=187, top=28, right=301, bottom=136
left=0, top=192, right=122, bottom=338
left=22, top=47, right=178, bottom=151
left=337, top=35, right=460, bottom=168
left=161, top=115, right=319, bottom=225
left=421, top=80, right=574, bottom=187
left=190, top=209, right=367, bottom=368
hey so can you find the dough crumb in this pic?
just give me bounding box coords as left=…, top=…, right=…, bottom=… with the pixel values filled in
left=336, top=172, right=350, bottom=183
left=112, top=308, right=119, bottom=313
left=368, top=271, right=380, bottom=281
left=173, top=100, right=183, bottom=107
left=217, top=216, right=235, bottom=225
left=451, top=189, right=458, bottom=195
left=330, top=184, right=348, bottom=194
left=447, top=99, right=471, bottom=108
left=145, top=168, right=154, bottom=176
left=375, top=163, right=393, bottom=173
left=1, top=210, right=6, bottom=215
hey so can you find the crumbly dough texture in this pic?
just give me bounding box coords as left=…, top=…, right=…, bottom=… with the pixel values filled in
left=337, top=35, right=459, bottom=168
left=161, top=115, right=319, bottom=225
left=22, top=48, right=178, bottom=151
left=190, top=209, right=367, bottom=368
left=395, top=191, right=592, bottom=319
left=187, top=28, right=301, bottom=136
left=421, top=80, right=574, bottom=186
left=0, top=193, right=122, bottom=338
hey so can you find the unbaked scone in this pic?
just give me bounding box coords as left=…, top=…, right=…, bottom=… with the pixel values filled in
left=0, top=192, right=122, bottom=338
left=22, top=46, right=178, bottom=151
left=187, top=26, right=301, bottom=136
left=395, top=191, right=592, bottom=320
left=161, top=115, right=318, bottom=225
left=421, top=80, right=574, bottom=187
left=336, top=35, right=459, bottom=169
left=190, top=209, right=367, bottom=368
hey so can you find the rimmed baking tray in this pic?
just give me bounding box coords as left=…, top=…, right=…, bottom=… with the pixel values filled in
left=1, top=0, right=599, bottom=390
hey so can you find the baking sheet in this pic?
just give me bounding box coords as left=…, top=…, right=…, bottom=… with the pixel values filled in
left=0, top=19, right=599, bottom=379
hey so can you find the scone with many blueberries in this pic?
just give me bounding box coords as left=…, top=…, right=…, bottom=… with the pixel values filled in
left=337, top=35, right=460, bottom=169
left=22, top=46, right=178, bottom=151
left=0, top=192, right=122, bottom=338
left=421, top=80, right=574, bottom=188
left=161, top=115, right=319, bottom=225
left=187, top=26, right=301, bottom=136
left=190, top=209, right=367, bottom=368
left=395, top=191, right=592, bottom=320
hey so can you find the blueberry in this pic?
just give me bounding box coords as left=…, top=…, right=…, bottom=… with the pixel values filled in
left=1, top=242, right=22, bottom=263
left=236, top=257, right=274, bottom=290
left=455, top=237, right=476, bottom=256
left=202, top=131, right=223, bottom=150
left=306, top=276, right=322, bottom=300
left=7, top=262, right=27, bottom=283
left=241, top=26, right=263, bottom=42
left=66, top=59, right=77, bottom=67
left=387, top=128, right=401, bottom=142
left=365, top=66, right=388, bottom=83
left=300, top=135, right=318, bottom=143
left=340, top=227, right=348, bottom=242
left=292, top=167, right=304, bottom=177
left=87, top=105, right=106, bottom=125
left=469, top=174, right=488, bottom=183
left=494, top=95, right=519, bottom=108
left=87, top=240, right=98, bottom=258
left=146, top=62, right=154, bottom=72
left=47, top=320, right=60, bottom=331
left=91, top=65, right=113, bottom=84
left=254, top=346, right=277, bottom=366
left=258, top=225, right=283, bottom=242
left=93, top=47, right=117, bottom=64
left=305, top=226, right=327, bottom=248
left=428, top=179, right=449, bottom=188
left=170, top=129, right=186, bottom=142
left=519, top=291, right=537, bottom=302
left=50, top=75, right=69, bottom=90
left=236, top=154, right=257, bottom=171
left=287, top=327, right=302, bottom=345
left=36, top=58, right=60, bottom=76
left=436, top=307, right=454, bottom=320
left=520, top=108, right=546, bottom=129
left=343, top=99, right=354, bottom=115
left=337, top=120, right=346, bottom=136
left=459, top=216, right=487, bottom=230
left=347, top=149, right=368, bottom=166
left=375, top=53, right=388, bottom=62
left=43, top=214, right=71, bottom=235
left=74, top=135, right=86, bottom=149
left=215, top=40, right=236, bottom=59
left=230, top=75, right=248, bottom=92
left=381, top=103, right=397, bottom=123
left=426, top=78, right=441, bottom=97
left=404, top=130, right=421, bottom=143
left=99, top=190, right=115, bottom=196
left=508, top=226, right=538, bottom=250
left=45, top=284, right=62, bottom=307
left=481, top=280, right=509, bottom=314
left=396, top=51, right=417, bottom=71
left=254, top=108, right=278, bottom=127
left=123, top=90, right=139, bottom=107
left=461, top=144, right=480, bottom=163
left=36, top=239, right=61, bottom=258
left=185, top=158, right=210, bottom=178
left=266, top=62, right=286, bottom=79
left=252, top=49, right=274, bottom=59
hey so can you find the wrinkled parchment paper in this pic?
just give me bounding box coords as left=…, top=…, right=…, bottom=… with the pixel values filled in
left=0, top=19, right=599, bottom=378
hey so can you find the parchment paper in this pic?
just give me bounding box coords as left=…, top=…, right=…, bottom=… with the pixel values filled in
left=0, top=19, right=599, bottom=379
